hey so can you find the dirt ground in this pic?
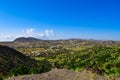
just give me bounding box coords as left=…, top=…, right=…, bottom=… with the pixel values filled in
left=7, top=69, right=110, bottom=80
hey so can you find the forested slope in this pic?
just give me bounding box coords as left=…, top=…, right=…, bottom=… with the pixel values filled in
left=0, top=45, right=52, bottom=80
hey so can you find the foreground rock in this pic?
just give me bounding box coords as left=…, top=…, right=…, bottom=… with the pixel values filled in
left=7, top=69, right=109, bottom=80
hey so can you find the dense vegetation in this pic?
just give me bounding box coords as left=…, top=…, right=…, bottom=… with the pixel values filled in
left=0, top=45, right=52, bottom=80
left=35, top=45, right=120, bottom=78
left=54, top=45, right=120, bottom=75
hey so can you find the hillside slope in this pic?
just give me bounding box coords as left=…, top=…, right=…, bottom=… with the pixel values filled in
left=14, top=37, right=41, bottom=42
left=0, top=45, right=52, bottom=80
left=0, top=45, right=30, bottom=75
left=7, top=69, right=109, bottom=80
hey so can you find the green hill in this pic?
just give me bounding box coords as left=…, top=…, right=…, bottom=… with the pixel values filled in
left=0, top=45, right=30, bottom=75
left=0, top=45, right=52, bottom=80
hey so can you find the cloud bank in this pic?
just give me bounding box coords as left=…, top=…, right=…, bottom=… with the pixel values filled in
left=0, top=28, right=55, bottom=41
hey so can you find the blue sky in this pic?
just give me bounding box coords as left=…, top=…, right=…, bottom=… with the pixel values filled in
left=0, top=0, right=120, bottom=41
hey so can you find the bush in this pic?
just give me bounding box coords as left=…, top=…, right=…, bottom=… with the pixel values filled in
left=8, top=59, right=52, bottom=77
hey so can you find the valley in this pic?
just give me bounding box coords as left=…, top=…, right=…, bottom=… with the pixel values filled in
left=1, top=37, right=120, bottom=80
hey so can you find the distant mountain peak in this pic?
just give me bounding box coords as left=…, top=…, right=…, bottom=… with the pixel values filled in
left=14, top=37, right=41, bottom=42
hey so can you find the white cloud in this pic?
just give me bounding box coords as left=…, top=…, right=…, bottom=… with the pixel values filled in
left=23, top=28, right=54, bottom=38
left=38, top=33, right=44, bottom=37
left=0, top=28, right=55, bottom=41
left=44, top=29, right=54, bottom=37
left=0, top=35, right=13, bottom=39
left=24, top=28, right=36, bottom=37
left=26, top=28, right=35, bottom=34
left=0, top=34, right=16, bottom=41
